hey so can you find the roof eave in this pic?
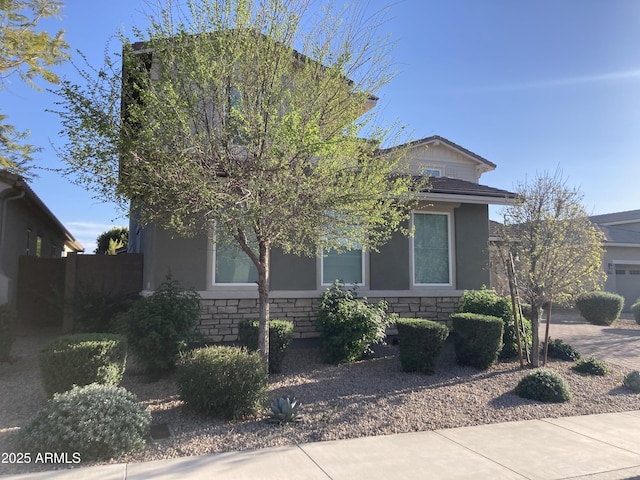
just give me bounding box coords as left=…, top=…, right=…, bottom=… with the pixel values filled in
left=416, top=192, right=517, bottom=205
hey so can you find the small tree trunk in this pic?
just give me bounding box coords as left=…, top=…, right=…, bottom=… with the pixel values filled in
left=257, top=240, right=270, bottom=374
left=530, top=302, right=542, bottom=367
left=542, top=301, right=553, bottom=366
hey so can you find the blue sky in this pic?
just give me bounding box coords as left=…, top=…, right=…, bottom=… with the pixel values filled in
left=4, top=0, right=640, bottom=252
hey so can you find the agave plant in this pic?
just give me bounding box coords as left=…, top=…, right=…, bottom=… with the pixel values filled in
left=268, top=396, right=303, bottom=424
left=623, top=370, right=640, bottom=393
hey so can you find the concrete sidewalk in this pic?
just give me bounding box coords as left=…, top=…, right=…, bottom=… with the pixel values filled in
left=4, top=410, right=640, bottom=480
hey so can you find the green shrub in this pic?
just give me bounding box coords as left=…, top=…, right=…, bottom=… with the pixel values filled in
left=571, top=356, right=609, bottom=376
left=237, top=318, right=294, bottom=374
left=450, top=312, right=504, bottom=370
left=116, top=276, right=200, bottom=377
left=396, top=318, right=449, bottom=374
left=0, top=305, right=16, bottom=363
left=68, top=284, right=139, bottom=333
left=317, top=280, right=391, bottom=364
left=515, top=368, right=572, bottom=403
left=19, top=384, right=150, bottom=461
left=176, top=346, right=267, bottom=420
left=631, top=300, right=640, bottom=325
left=543, top=338, right=581, bottom=361
left=575, top=291, right=624, bottom=326
left=39, top=333, right=127, bottom=397
left=459, top=288, right=532, bottom=359
left=623, top=370, right=640, bottom=393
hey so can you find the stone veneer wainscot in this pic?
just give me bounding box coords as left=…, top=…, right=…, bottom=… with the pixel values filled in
left=198, top=296, right=460, bottom=342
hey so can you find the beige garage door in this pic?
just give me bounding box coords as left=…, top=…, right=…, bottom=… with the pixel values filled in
left=615, top=265, right=640, bottom=311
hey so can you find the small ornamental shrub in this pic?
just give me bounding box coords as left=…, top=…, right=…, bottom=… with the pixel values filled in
left=176, top=346, right=267, bottom=420
left=317, top=280, right=391, bottom=364
left=459, top=288, right=532, bottom=359
left=631, top=300, right=640, bottom=325
left=39, top=333, right=127, bottom=397
left=543, top=338, right=581, bottom=361
left=575, top=291, right=624, bottom=326
left=623, top=370, right=640, bottom=393
left=515, top=369, right=572, bottom=403
left=0, top=305, right=17, bottom=363
left=116, top=276, right=200, bottom=377
left=450, top=312, right=503, bottom=370
left=19, top=384, right=150, bottom=461
left=571, top=356, right=609, bottom=376
left=237, top=318, right=294, bottom=374
left=396, top=318, right=449, bottom=374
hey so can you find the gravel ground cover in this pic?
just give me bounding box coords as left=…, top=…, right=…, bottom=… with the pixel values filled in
left=1, top=317, right=639, bottom=475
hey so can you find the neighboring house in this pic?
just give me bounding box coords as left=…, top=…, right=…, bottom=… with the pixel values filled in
left=0, top=171, right=84, bottom=305
left=129, top=135, right=516, bottom=341
left=590, top=209, right=640, bottom=310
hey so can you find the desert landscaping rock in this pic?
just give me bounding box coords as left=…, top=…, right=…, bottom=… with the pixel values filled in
left=1, top=317, right=639, bottom=475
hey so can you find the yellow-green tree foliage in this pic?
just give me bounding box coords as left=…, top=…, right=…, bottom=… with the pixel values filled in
left=53, top=0, right=416, bottom=370
left=0, top=0, right=69, bottom=172
left=496, top=171, right=605, bottom=367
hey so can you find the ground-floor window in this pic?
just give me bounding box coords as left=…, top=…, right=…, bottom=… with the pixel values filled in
left=412, top=212, right=451, bottom=285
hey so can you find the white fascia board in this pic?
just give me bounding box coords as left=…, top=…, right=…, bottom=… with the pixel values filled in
left=416, top=192, right=516, bottom=205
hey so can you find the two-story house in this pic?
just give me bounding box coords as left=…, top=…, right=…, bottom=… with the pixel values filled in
left=129, top=135, right=515, bottom=341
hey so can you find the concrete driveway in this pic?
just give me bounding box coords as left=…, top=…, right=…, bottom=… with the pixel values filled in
left=543, top=311, right=640, bottom=370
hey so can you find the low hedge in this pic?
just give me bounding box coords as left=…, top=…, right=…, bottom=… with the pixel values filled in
left=237, top=319, right=294, bottom=374
left=176, top=346, right=267, bottom=420
left=575, top=291, right=624, bottom=326
left=39, top=333, right=127, bottom=397
left=631, top=301, right=640, bottom=325
left=515, top=369, right=572, bottom=403
left=396, top=318, right=449, bottom=374
left=450, top=312, right=503, bottom=370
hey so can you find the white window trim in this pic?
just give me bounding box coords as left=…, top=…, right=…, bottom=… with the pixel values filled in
left=319, top=247, right=367, bottom=287
left=411, top=210, right=454, bottom=287
left=211, top=225, right=259, bottom=287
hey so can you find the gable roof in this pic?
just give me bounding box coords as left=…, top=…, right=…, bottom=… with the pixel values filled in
left=589, top=209, right=640, bottom=226
left=0, top=171, right=84, bottom=252
left=378, top=135, right=497, bottom=172
left=597, top=224, right=640, bottom=246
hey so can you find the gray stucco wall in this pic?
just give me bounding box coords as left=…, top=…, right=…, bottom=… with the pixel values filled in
left=138, top=224, right=209, bottom=291
left=454, top=203, right=490, bottom=290
left=270, top=248, right=317, bottom=290
left=370, top=223, right=410, bottom=290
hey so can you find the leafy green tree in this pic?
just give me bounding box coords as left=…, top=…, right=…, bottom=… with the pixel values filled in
left=494, top=171, right=605, bottom=367
left=95, top=226, right=128, bottom=254
left=52, top=0, right=417, bottom=371
left=1, top=0, right=69, bottom=173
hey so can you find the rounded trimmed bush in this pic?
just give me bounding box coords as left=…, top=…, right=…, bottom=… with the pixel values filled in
left=0, top=305, right=16, bottom=363
left=450, top=312, right=504, bottom=370
left=571, top=356, right=608, bottom=376
left=631, top=301, right=640, bottom=325
left=176, top=346, right=267, bottom=420
left=575, top=291, right=624, bottom=326
left=396, top=318, right=449, bottom=374
left=515, top=368, right=572, bottom=403
left=19, top=384, right=151, bottom=461
left=39, top=333, right=127, bottom=397
left=544, top=338, right=581, bottom=361
left=623, top=370, right=640, bottom=393
left=237, top=318, right=294, bottom=374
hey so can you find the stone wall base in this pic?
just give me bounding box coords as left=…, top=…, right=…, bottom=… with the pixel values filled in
left=198, top=296, right=460, bottom=342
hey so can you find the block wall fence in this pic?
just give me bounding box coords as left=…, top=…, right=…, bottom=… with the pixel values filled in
left=197, top=296, right=460, bottom=342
